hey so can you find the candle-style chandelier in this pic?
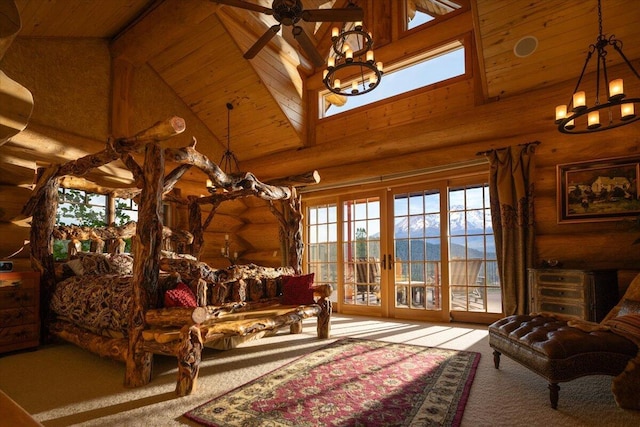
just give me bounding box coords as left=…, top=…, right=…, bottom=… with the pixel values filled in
left=206, top=102, right=239, bottom=193
left=554, top=0, right=640, bottom=134
left=322, top=2, right=382, bottom=96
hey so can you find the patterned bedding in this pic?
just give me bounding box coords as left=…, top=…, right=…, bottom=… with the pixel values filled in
left=50, top=274, right=133, bottom=336
left=49, top=252, right=180, bottom=337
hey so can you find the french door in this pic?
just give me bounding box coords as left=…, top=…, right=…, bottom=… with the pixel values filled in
left=305, top=177, right=502, bottom=323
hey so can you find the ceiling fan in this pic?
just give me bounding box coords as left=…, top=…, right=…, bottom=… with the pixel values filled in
left=211, top=0, right=364, bottom=67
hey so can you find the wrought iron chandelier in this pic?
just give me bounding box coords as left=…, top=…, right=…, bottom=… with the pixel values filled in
left=206, top=102, right=239, bottom=193
left=554, top=0, right=640, bottom=134
left=322, top=2, right=382, bottom=96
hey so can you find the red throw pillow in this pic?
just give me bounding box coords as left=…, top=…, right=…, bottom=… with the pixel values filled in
left=164, top=282, right=197, bottom=308
left=282, top=273, right=315, bottom=305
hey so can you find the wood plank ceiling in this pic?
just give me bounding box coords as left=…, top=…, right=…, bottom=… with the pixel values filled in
left=4, top=0, right=640, bottom=187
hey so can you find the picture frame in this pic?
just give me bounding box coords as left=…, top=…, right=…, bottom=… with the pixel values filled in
left=557, top=156, right=640, bottom=223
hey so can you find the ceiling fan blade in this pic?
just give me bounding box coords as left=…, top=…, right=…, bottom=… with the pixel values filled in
left=301, top=7, right=364, bottom=23
left=292, top=26, right=325, bottom=68
left=210, top=0, right=273, bottom=15
left=244, top=25, right=281, bottom=59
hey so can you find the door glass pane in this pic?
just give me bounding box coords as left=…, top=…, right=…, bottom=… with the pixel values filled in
left=449, top=184, right=501, bottom=313
left=343, top=197, right=381, bottom=306
left=306, top=203, right=338, bottom=303
left=393, top=190, right=441, bottom=310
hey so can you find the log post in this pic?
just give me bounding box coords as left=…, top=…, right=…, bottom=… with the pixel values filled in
left=290, top=321, right=303, bottom=334
left=188, top=197, right=204, bottom=258
left=316, top=297, right=332, bottom=339
left=314, top=284, right=332, bottom=339
left=269, top=188, right=303, bottom=274
left=176, top=324, right=203, bottom=396
left=29, top=167, right=59, bottom=341
left=125, top=140, right=164, bottom=389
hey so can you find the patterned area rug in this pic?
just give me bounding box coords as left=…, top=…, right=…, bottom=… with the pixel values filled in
left=185, top=338, right=480, bottom=427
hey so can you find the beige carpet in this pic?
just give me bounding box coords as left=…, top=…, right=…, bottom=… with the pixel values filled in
left=1, top=314, right=639, bottom=427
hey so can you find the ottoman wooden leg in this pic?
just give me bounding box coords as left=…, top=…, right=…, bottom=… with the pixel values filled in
left=548, top=383, right=560, bottom=409
left=493, top=350, right=501, bottom=369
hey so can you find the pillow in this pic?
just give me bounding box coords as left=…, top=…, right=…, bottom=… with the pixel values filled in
left=603, top=273, right=640, bottom=322
left=164, top=282, right=198, bottom=308
left=109, top=253, right=134, bottom=276
left=159, top=257, right=218, bottom=283
left=281, top=273, right=315, bottom=305
left=604, top=314, right=640, bottom=344
left=76, top=252, right=113, bottom=275
left=65, top=258, right=85, bottom=276
left=618, top=299, right=640, bottom=316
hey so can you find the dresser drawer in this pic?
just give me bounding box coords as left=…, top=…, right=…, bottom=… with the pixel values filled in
left=537, top=272, right=585, bottom=286
left=0, top=288, right=38, bottom=310
left=538, top=286, right=584, bottom=300
left=538, top=301, right=585, bottom=319
left=0, top=271, right=40, bottom=353
left=0, top=324, right=39, bottom=349
left=0, top=307, right=38, bottom=327
left=0, top=276, right=37, bottom=289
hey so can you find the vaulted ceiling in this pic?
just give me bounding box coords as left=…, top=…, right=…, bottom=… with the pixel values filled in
left=4, top=0, right=640, bottom=189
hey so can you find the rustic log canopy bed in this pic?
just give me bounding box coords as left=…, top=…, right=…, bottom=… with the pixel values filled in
left=21, top=116, right=331, bottom=396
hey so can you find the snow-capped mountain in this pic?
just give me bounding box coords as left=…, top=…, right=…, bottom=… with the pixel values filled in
left=393, top=206, right=490, bottom=238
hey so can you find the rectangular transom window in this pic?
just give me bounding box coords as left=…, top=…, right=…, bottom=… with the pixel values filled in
left=320, top=40, right=465, bottom=118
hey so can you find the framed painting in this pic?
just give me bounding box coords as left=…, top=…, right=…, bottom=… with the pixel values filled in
left=557, top=156, right=640, bottom=223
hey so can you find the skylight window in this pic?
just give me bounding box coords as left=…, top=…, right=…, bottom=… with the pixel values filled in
left=406, top=0, right=464, bottom=31
left=320, top=41, right=465, bottom=118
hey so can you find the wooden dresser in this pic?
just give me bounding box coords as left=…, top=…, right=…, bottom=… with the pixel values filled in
left=528, top=268, right=619, bottom=322
left=0, top=271, right=40, bottom=354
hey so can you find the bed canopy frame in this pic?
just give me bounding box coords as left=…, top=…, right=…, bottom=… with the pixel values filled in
left=21, top=116, right=319, bottom=389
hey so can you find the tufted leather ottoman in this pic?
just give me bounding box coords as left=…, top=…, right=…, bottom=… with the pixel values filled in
left=488, top=314, right=638, bottom=409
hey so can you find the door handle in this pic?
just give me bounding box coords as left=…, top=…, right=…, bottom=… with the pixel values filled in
left=382, top=254, right=387, bottom=270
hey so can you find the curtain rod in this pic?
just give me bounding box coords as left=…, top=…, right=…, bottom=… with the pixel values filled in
left=476, top=140, right=540, bottom=157
left=299, top=158, right=488, bottom=194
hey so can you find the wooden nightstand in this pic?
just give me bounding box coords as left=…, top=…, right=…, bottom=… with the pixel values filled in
left=528, top=268, right=619, bottom=322
left=0, top=271, right=40, bottom=353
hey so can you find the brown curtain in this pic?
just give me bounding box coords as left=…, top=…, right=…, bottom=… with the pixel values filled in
left=486, top=143, right=537, bottom=315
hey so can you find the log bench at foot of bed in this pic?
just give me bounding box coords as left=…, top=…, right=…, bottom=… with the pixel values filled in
left=142, top=300, right=332, bottom=396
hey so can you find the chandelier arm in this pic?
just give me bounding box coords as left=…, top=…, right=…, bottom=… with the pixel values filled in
left=611, top=42, right=640, bottom=80
left=596, top=44, right=605, bottom=103
left=568, top=48, right=595, bottom=107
